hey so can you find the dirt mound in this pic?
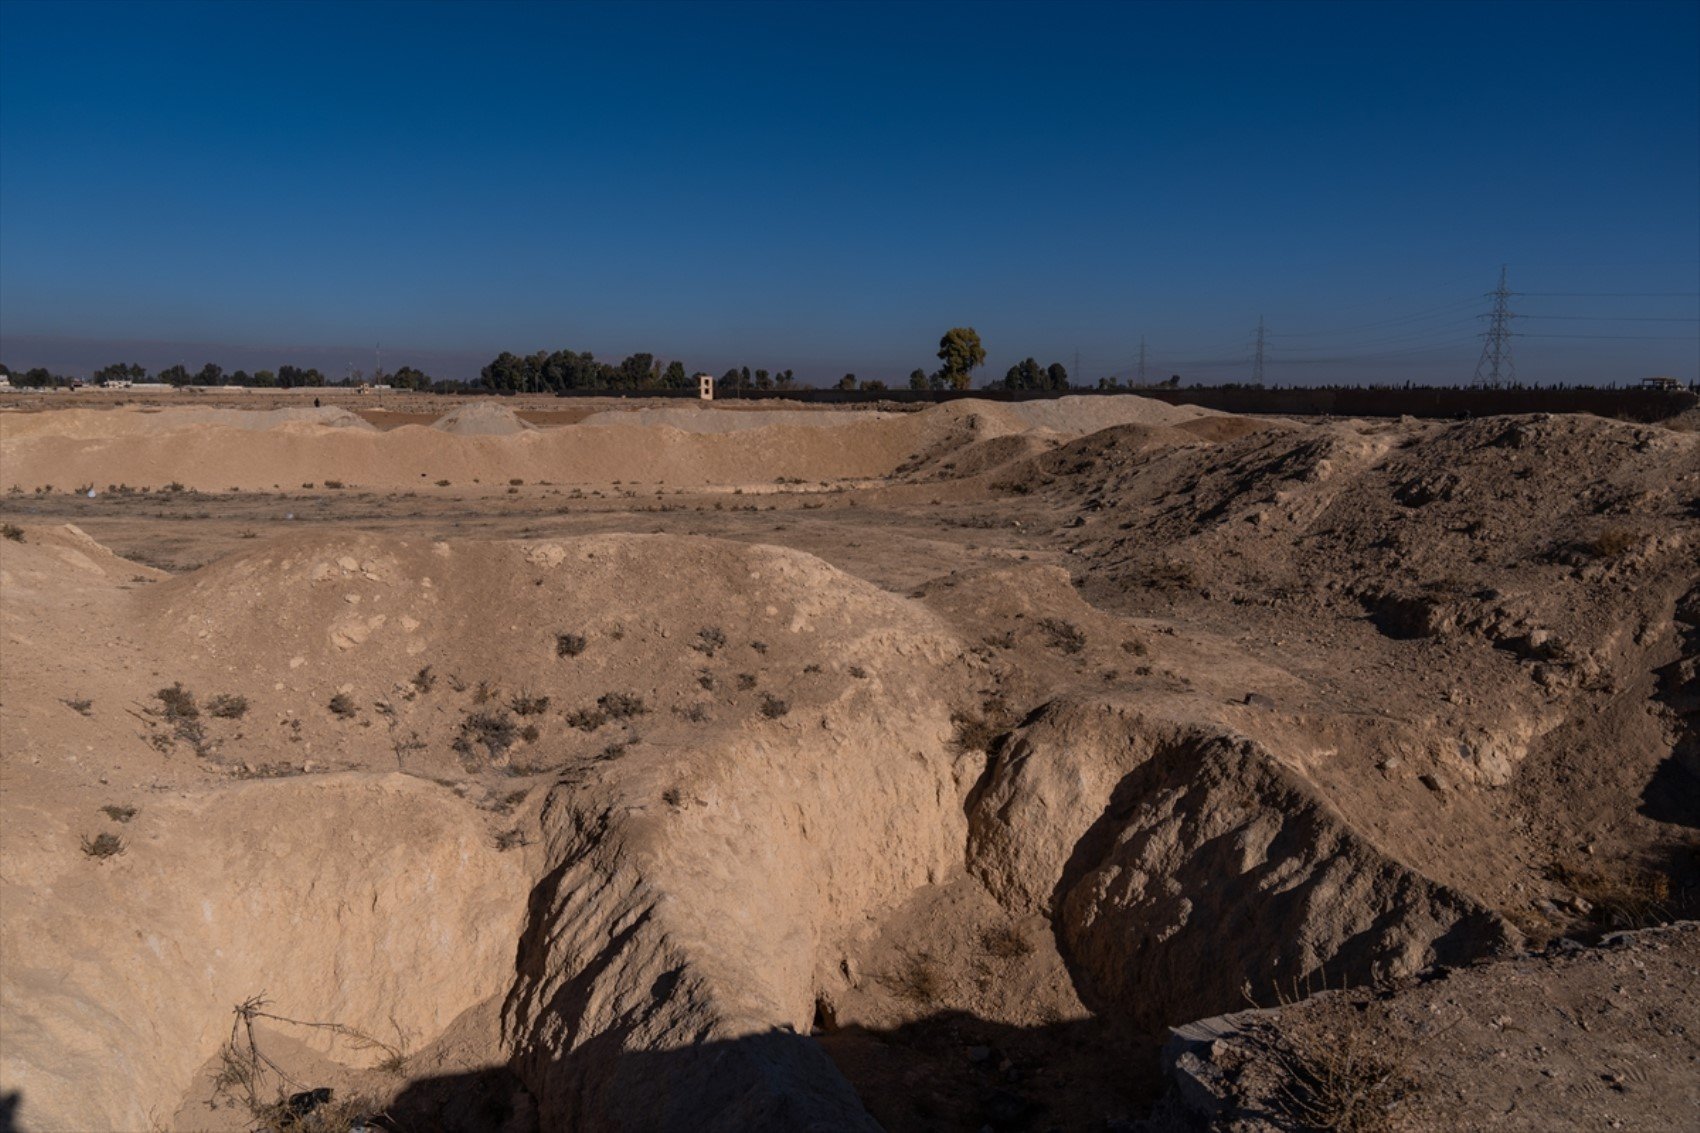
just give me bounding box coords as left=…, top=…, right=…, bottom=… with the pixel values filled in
left=430, top=400, right=537, bottom=435
left=1, top=528, right=986, bottom=1130
left=0, top=404, right=373, bottom=440
left=0, top=406, right=948, bottom=489
left=968, top=700, right=1514, bottom=1030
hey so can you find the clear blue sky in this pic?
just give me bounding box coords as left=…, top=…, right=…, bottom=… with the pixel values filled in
left=2, top=0, right=1696, bottom=385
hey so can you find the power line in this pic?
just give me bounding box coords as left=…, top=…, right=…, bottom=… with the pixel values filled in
left=1521, top=314, right=1699, bottom=322
left=1519, top=291, right=1700, bottom=297
left=1472, top=265, right=1517, bottom=388
left=1520, top=332, right=1700, bottom=341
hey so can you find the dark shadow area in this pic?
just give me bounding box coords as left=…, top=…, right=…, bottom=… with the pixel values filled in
left=1640, top=756, right=1700, bottom=829
left=385, top=1065, right=534, bottom=1133
left=0, top=1091, right=20, bottom=1133
left=388, top=1011, right=1166, bottom=1133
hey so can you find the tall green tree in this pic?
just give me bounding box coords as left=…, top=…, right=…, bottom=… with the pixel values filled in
left=937, top=327, right=986, bottom=390
left=908, top=369, right=928, bottom=390
left=662, top=360, right=689, bottom=388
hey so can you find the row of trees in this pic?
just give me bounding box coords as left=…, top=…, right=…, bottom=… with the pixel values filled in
left=480, top=350, right=695, bottom=392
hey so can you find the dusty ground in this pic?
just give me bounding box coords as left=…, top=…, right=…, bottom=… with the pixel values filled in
left=1, top=393, right=1695, bottom=1132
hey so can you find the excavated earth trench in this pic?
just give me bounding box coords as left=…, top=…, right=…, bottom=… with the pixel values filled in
left=3, top=402, right=1696, bottom=1131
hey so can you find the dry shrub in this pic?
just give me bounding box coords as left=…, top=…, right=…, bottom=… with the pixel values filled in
left=1037, top=617, right=1087, bottom=654
left=556, top=632, right=587, bottom=658
left=327, top=693, right=357, bottom=719
left=156, top=682, right=199, bottom=720
left=882, top=952, right=946, bottom=1006
left=455, top=710, right=518, bottom=760
left=100, top=804, right=137, bottom=823
left=1546, top=859, right=1672, bottom=930
left=208, top=693, right=249, bottom=719
left=509, top=692, right=551, bottom=716
left=81, top=832, right=125, bottom=859
left=1267, top=1021, right=1416, bottom=1133
left=1587, top=524, right=1637, bottom=558
left=1, top=523, right=23, bottom=542
left=598, top=692, right=647, bottom=719
left=980, top=924, right=1033, bottom=960
left=411, top=665, right=437, bottom=693
left=758, top=693, right=790, bottom=719
left=692, top=626, right=727, bottom=657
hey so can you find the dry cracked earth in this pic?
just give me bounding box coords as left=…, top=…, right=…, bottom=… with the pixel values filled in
left=1, top=392, right=1696, bottom=1133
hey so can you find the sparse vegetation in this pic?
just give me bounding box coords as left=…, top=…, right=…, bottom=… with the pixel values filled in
left=1, top=524, right=23, bottom=542
left=1546, top=859, right=1672, bottom=931
left=208, top=693, right=249, bottom=719
left=1587, top=524, right=1637, bottom=558
left=62, top=696, right=94, bottom=716
left=556, top=632, right=587, bottom=658
left=156, top=682, right=199, bottom=720
left=454, top=710, right=518, bottom=761
left=1266, top=1021, right=1417, bottom=1133
left=1037, top=617, right=1087, bottom=654
left=692, top=626, right=727, bottom=657
left=736, top=673, right=758, bottom=691
left=882, top=951, right=945, bottom=1005
left=100, top=804, right=137, bottom=823
left=81, top=832, right=125, bottom=859
left=980, top=924, right=1033, bottom=959
left=758, top=693, right=790, bottom=719
left=411, top=665, right=437, bottom=693
left=327, top=693, right=357, bottom=719
left=598, top=692, right=648, bottom=719
left=510, top=692, right=551, bottom=716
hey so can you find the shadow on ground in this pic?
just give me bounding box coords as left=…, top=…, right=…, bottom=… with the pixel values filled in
left=381, top=1010, right=1162, bottom=1133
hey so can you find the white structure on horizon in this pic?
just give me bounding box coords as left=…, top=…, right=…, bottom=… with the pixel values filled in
left=697, top=373, right=714, bottom=401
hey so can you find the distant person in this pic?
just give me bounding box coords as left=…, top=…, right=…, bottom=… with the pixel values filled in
left=313, top=397, right=321, bottom=408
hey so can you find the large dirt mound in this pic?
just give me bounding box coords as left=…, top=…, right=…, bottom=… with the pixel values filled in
left=0, top=404, right=956, bottom=489
left=430, top=400, right=537, bottom=434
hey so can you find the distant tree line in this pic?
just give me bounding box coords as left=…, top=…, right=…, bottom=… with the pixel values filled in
left=481, top=350, right=695, bottom=392
left=0, top=360, right=455, bottom=390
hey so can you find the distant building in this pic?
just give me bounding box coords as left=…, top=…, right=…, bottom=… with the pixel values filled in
left=697, top=373, right=715, bottom=401
left=1642, top=376, right=1683, bottom=392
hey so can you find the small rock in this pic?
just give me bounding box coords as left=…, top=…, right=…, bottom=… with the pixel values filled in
left=1419, top=773, right=1444, bottom=793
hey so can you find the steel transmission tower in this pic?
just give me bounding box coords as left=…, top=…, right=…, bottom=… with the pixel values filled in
left=1472, top=265, right=1518, bottom=388
left=1252, top=316, right=1267, bottom=384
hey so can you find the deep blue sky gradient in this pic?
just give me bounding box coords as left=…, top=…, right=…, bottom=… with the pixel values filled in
left=2, top=0, right=1696, bottom=384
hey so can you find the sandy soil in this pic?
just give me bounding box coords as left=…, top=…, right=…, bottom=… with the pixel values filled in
left=1, top=393, right=1695, bottom=1132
